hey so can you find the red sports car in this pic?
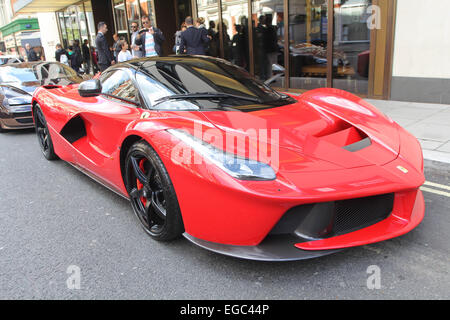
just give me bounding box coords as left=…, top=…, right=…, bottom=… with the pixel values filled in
left=31, top=56, right=425, bottom=261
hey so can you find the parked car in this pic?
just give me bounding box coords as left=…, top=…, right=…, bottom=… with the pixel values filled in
left=0, top=55, right=23, bottom=65
left=0, top=61, right=82, bottom=132
left=31, top=56, right=425, bottom=261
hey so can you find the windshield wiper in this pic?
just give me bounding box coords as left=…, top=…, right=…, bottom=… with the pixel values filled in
left=153, top=92, right=262, bottom=107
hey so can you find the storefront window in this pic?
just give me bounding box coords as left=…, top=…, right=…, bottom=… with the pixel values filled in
left=84, top=1, right=97, bottom=47
left=58, top=12, right=68, bottom=48
left=252, top=0, right=284, bottom=83
left=140, top=0, right=157, bottom=27
left=288, top=0, right=328, bottom=90
left=221, top=0, right=249, bottom=70
left=127, top=0, right=140, bottom=26
left=113, top=0, right=129, bottom=38
left=196, top=0, right=220, bottom=57
left=332, top=0, right=372, bottom=94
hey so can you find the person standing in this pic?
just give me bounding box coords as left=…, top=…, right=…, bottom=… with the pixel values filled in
left=173, top=23, right=187, bottom=54
left=134, top=15, right=165, bottom=57
left=207, top=21, right=218, bottom=56
left=130, top=22, right=143, bottom=58
left=55, top=43, right=68, bottom=64
left=95, top=22, right=114, bottom=72
left=82, top=39, right=91, bottom=74
left=112, top=33, right=122, bottom=61
left=117, top=40, right=133, bottom=62
left=25, top=43, right=39, bottom=62
left=71, top=40, right=83, bottom=73
left=179, top=16, right=210, bottom=55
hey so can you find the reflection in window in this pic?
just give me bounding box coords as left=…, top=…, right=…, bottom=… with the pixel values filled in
left=101, top=70, right=138, bottom=102
left=136, top=72, right=198, bottom=110
left=221, top=0, right=249, bottom=69
left=288, top=0, right=328, bottom=90
left=333, top=0, right=372, bottom=94
left=252, top=0, right=285, bottom=84
left=196, top=0, right=220, bottom=57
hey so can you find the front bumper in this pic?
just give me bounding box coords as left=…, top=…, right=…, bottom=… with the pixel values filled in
left=0, top=107, right=34, bottom=130
left=183, top=189, right=424, bottom=261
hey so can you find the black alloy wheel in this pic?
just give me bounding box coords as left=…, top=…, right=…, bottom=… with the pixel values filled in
left=125, top=140, right=184, bottom=241
left=34, top=104, right=58, bottom=160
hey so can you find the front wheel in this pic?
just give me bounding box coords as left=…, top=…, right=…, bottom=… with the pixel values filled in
left=125, top=140, right=184, bottom=241
left=34, top=104, right=58, bottom=160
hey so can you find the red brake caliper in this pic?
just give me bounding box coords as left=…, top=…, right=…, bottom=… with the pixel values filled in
left=137, top=159, right=147, bottom=206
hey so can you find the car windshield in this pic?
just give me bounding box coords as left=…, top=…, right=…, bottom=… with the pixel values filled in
left=0, top=66, right=38, bottom=83
left=137, top=57, right=295, bottom=111
left=0, top=63, right=80, bottom=85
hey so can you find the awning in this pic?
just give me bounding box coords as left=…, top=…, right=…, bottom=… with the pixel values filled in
left=13, top=0, right=81, bottom=14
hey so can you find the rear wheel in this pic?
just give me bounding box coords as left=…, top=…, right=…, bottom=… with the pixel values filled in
left=125, top=140, right=184, bottom=241
left=34, top=104, right=58, bottom=160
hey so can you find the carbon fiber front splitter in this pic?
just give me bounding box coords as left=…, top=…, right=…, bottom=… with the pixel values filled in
left=183, top=233, right=341, bottom=261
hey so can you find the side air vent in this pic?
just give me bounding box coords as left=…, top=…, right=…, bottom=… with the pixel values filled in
left=60, top=115, right=86, bottom=144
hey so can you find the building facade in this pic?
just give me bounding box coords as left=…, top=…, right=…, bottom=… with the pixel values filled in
left=7, top=0, right=450, bottom=104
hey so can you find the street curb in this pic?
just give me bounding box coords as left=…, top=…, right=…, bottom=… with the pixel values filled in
left=423, top=150, right=450, bottom=165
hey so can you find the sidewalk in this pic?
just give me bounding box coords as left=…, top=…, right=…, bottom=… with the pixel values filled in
left=367, top=99, right=450, bottom=164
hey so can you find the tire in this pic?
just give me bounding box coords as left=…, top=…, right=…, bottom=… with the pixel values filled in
left=125, top=140, right=184, bottom=241
left=34, top=104, right=58, bottom=160
left=0, top=122, right=5, bottom=133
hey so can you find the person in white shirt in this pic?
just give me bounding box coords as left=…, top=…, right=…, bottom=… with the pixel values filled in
left=117, top=40, right=133, bottom=63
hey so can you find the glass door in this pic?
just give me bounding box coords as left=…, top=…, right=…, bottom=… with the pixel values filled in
left=332, top=0, right=372, bottom=94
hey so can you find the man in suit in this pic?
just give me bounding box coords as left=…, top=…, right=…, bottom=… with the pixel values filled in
left=179, top=16, right=210, bottom=55
left=95, top=22, right=114, bottom=71
left=134, top=15, right=165, bottom=57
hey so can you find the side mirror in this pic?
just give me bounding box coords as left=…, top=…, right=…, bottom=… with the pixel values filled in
left=78, top=79, right=102, bottom=97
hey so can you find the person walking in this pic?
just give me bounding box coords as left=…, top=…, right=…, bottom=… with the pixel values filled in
left=130, top=22, right=143, bottom=58
left=25, top=43, right=39, bottom=62
left=117, top=40, right=133, bottom=63
left=179, top=16, right=210, bottom=55
left=206, top=21, right=218, bottom=56
left=95, top=22, right=114, bottom=72
left=134, top=15, right=165, bottom=57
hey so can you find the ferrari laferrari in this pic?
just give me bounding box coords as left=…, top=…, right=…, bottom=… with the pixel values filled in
left=31, top=56, right=425, bottom=261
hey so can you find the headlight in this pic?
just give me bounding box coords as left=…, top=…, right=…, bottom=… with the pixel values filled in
left=167, top=129, right=276, bottom=181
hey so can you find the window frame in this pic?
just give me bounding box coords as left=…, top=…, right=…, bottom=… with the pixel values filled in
left=99, top=67, right=144, bottom=107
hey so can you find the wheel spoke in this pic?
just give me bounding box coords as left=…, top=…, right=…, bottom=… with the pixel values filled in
left=129, top=187, right=144, bottom=199
left=36, top=110, right=45, bottom=125
left=131, top=156, right=148, bottom=185
left=151, top=191, right=166, bottom=220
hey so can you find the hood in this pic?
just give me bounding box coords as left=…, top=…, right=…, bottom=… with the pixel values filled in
left=199, top=92, right=400, bottom=171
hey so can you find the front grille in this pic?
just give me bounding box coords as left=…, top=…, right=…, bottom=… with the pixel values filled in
left=12, top=111, right=32, bottom=117
left=268, top=193, right=395, bottom=240
left=15, top=117, right=33, bottom=124
left=333, top=193, right=395, bottom=235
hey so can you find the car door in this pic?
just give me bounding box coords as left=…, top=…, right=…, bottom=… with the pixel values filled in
left=73, top=68, right=144, bottom=188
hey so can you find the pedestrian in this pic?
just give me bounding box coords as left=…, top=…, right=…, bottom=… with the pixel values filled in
left=173, top=23, right=187, bottom=54
left=207, top=20, right=218, bottom=56
left=25, top=43, right=39, bottom=62
left=130, top=21, right=143, bottom=58
left=134, top=15, right=165, bottom=57
left=95, top=22, right=115, bottom=71
left=112, top=33, right=122, bottom=61
left=71, top=40, right=83, bottom=73
left=55, top=43, right=69, bottom=64
left=117, top=40, right=133, bottom=63
left=82, top=39, right=91, bottom=74
left=179, top=16, right=210, bottom=55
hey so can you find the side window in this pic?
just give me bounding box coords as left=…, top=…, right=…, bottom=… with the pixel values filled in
left=101, top=70, right=139, bottom=103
